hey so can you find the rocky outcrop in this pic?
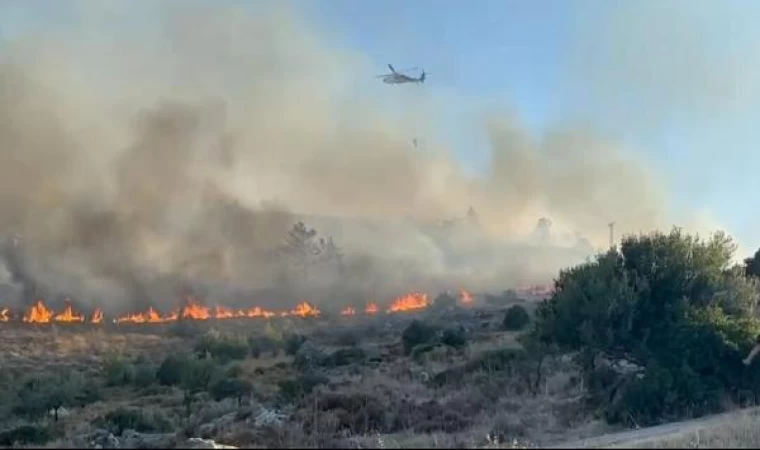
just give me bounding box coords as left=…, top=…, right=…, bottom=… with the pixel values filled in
left=78, top=429, right=175, bottom=448
left=184, top=438, right=237, bottom=449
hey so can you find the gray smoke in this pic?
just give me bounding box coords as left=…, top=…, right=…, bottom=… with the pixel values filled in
left=0, top=1, right=714, bottom=313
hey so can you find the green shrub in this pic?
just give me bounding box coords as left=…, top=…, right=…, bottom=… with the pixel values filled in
left=132, top=363, right=156, bottom=388
left=278, top=373, right=328, bottom=401
left=0, top=425, right=52, bottom=446
left=180, top=358, right=221, bottom=395
left=194, top=330, right=249, bottom=363
left=248, top=334, right=280, bottom=358
left=503, top=305, right=530, bottom=331
left=284, top=333, right=307, bottom=356
left=94, top=408, right=160, bottom=435
left=402, top=320, right=439, bottom=355
left=334, top=328, right=361, bottom=347
left=441, top=327, right=468, bottom=349
left=410, top=342, right=439, bottom=361
left=209, top=377, right=253, bottom=405
left=532, top=228, right=760, bottom=425
left=102, top=355, right=133, bottom=386
left=323, top=347, right=366, bottom=367
left=13, top=371, right=91, bottom=422
left=226, top=364, right=244, bottom=378
left=156, top=354, right=191, bottom=387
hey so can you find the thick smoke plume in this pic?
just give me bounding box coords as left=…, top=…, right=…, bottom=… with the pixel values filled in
left=0, top=2, right=701, bottom=312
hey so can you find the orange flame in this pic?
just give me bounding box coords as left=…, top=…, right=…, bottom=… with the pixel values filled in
left=460, top=290, right=474, bottom=305
left=242, top=306, right=275, bottom=319
left=114, top=306, right=167, bottom=324
left=23, top=300, right=54, bottom=323
left=3, top=291, right=441, bottom=325
left=214, top=305, right=236, bottom=320
left=290, top=301, right=320, bottom=318
left=388, top=293, right=430, bottom=313
left=365, top=302, right=379, bottom=314
left=53, top=301, right=85, bottom=323
left=181, top=298, right=211, bottom=320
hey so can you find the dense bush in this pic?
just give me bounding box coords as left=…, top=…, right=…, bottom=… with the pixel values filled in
left=102, top=355, right=133, bottom=387
left=441, top=327, right=468, bottom=349
left=209, top=377, right=253, bottom=405
left=0, top=425, right=52, bottom=446
left=93, top=407, right=173, bottom=435
left=532, top=228, right=760, bottom=425
left=13, top=371, right=94, bottom=422
left=284, top=333, right=308, bottom=356
left=180, top=358, right=221, bottom=395
left=402, top=320, right=439, bottom=355
left=278, top=373, right=329, bottom=401
left=503, top=305, right=530, bottom=331
left=132, top=363, right=156, bottom=388
left=323, top=347, right=366, bottom=367
left=195, top=330, right=249, bottom=363
left=248, top=334, right=280, bottom=358
left=156, top=354, right=191, bottom=387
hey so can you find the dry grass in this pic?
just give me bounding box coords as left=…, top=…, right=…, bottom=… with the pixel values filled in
left=626, top=414, right=760, bottom=448
left=0, top=304, right=606, bottom=448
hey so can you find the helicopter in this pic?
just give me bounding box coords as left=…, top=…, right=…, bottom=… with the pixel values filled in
left=376, top=64, right=426, bottom=85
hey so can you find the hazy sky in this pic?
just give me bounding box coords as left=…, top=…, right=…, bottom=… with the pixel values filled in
left=2, top=0, right=760, bottom=254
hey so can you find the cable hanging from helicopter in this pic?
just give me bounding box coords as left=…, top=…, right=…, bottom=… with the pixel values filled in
left=375, top=63, right=428, bottom=149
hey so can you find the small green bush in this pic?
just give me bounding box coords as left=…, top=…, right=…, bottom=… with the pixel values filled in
left=94, top=408, right=157, bottom=435
left=278, top=373, right=329, bottom=401
left=402, top=320, right=439, bottom=355
left=503, top=305, right=530, bottom=331
left=323, top=347, right=366, bottom=367
left=248, top=334, right=280, bottom=358
left=194, top=331, right=249, bottom=363
left=0, top=425, right=52, bottom=446
left=284, top=333, right=307, bottom=356
left=180, top=358, right=221, bottom=395
left=226, top=364, right=244, bottom=378
left=156, top=354, right=191, bottom=387
left=132, top=363, right=156, bottom=388
left=102, top=355, right=134, bottom=386
left=441, top=327, right=468, bottom=349
left=209, top=377, right=253, bottom=405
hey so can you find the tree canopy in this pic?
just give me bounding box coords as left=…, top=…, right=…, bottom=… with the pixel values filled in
left=532, top=228, right=760, bottom=425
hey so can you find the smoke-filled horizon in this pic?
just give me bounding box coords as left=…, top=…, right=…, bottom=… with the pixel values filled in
left=0, top=2, right=730, bottom=312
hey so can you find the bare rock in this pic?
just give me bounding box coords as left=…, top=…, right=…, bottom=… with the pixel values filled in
left=119, top=430, right=175, bottom=449
left=185, top=438, right=238, bottom=449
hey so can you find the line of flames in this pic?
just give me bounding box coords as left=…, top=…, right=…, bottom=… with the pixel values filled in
left=0, top=291, right=477, bottom=325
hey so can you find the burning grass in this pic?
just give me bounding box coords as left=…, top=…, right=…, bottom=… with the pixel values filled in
left=0, top=290, right=481, bottom=326
left=0, top=292, right=592, bottom=449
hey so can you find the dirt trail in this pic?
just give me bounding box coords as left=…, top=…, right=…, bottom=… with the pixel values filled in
left=548, top=406, right=760, bottom=448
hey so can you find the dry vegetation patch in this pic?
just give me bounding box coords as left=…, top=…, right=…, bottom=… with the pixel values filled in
left=0, top=305, right=604, bottom=448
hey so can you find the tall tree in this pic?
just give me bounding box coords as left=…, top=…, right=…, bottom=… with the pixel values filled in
left=745, top=247, right=760, bottom=278
left=281, top=222, right=322, bottom=282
